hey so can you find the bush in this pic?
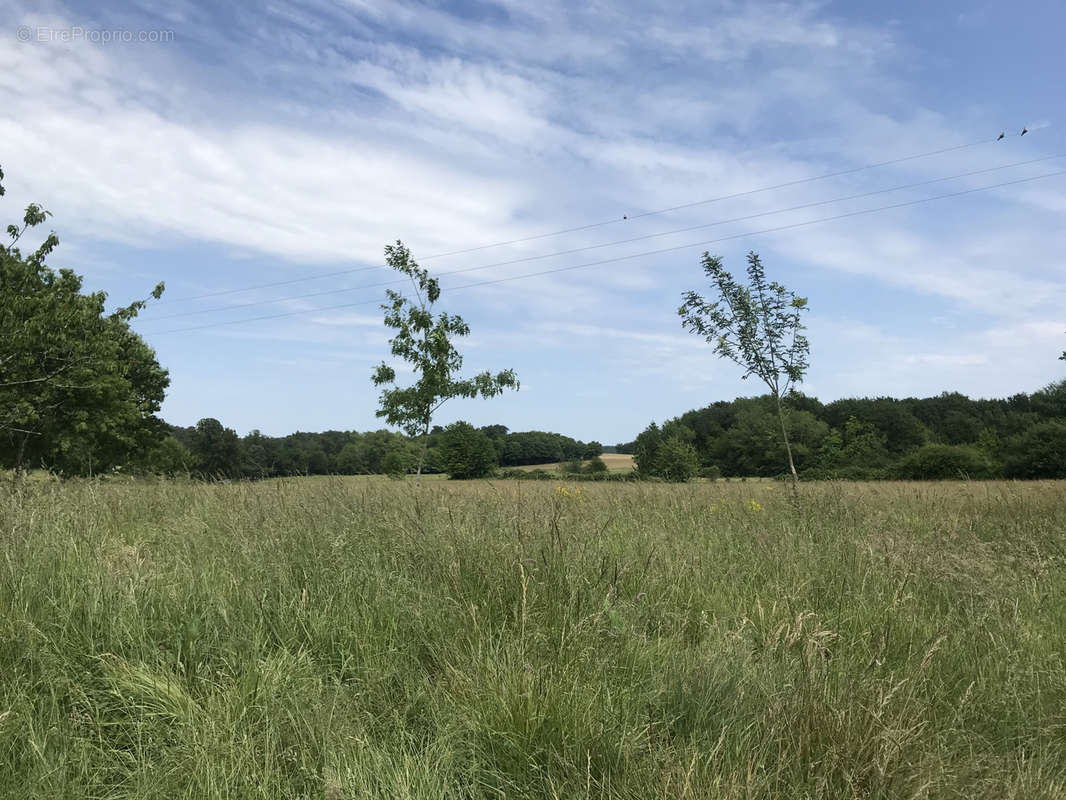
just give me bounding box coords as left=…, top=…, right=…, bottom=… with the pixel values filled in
left=1003, top=421, right=1066, bottom=478
left=699, top=465, right=722, bottom=481
left=382, top=447, right=412, bottom=479
left=799, top=465, right=891, bottom=481
left=655, top=436, right=700, bottom=482
left=558, top=459, right=584, bottom=475
left=439, top=421, right=498, bottom=479
left=584, top=456, right=608, bottom=474
left=894, top=444, right=998, bottom=480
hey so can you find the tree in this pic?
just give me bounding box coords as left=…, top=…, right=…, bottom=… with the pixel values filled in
left=371, top=242, right=518, bottom=478
left=438, top=421, right=497, bottom=479
left=894, top=443, right=998, bottom=480
left=241, top=430, right=280, bottom=478
left=382, top=444, right=415, bottom=479
left=129, top=435, right=191, bottom=476
left=632, top=423, right=700, bottom=481
left=1003, top=421, right=1066, bottom=479
left=584, top=455, right=608, bottom=474
left=1, top=165, right=168, bottom=475
left=189, top=418, right=241, bottom=479
left=679, top=251, right=809, bottom=485
left=712, top=402, right=827, bottom=477
left=632, top=422, right=663, bottom=477
left=654, top=436, right=700, bottom=482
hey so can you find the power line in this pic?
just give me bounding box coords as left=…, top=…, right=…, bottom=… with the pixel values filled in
left=143, top=153, right=1064, bottom=322
left=161, top=133, right=1010, bottom=304
left=145, top=168, right=1066, bottom=337
left=168, top=263, right=382, bottom=303
left=421, top=137, right=1002, bottom=259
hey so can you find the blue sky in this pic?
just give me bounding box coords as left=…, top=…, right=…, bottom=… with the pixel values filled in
left=2, top=0, right=1064, bottom=444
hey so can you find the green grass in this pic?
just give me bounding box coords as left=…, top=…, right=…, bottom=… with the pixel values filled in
left=2, top=477, right=1065, bottom=798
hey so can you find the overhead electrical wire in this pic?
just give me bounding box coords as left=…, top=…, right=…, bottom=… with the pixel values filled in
left=162, top=134, right=1010, bottom=304
left=142, top=153, right=1065, bottom=323
left=144, top=167, right=1066, bottom=336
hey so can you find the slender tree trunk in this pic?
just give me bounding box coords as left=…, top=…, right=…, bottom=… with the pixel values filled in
left=415, top=417, right=430, bottom=482
left=775, top=392, right=799, bottom=489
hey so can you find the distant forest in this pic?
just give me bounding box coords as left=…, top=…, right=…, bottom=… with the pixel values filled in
left=158, top=422, right=604, bottom=479
left=618, top=382, right=1066, bottom=480
left=131, top=381, right=1066, bottom=481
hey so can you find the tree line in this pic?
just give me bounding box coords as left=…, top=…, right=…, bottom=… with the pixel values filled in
left=146, top=419, right=603, bottom=480
left=620, top=384, right=1066, bottom=481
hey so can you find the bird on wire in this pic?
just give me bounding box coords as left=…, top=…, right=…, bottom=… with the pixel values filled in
left=998, top=132, right=1005, bottom=140
left=1021, top=127, right=1029, bottom=136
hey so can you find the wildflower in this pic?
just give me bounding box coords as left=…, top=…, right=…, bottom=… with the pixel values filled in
left=746, top=499, right=762, bottom=512
left=554, top=485, right=585, bottom=501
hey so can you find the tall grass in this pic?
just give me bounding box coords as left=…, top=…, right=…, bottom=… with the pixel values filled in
left=2, top=477, right=1064, bottom=798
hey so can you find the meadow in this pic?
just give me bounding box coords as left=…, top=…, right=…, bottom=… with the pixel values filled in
left=2, top=476, right=1065, bottom=798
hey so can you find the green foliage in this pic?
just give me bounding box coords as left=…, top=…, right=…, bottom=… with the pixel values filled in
left=656, top=435, right=700, bottom=481
left=0, top=165, right=169, bottom=475
left=584, top=455, right=608, bottom=474
left=498, top=430, right=595, bottom=466
left=894, top=443, right=999, bottom=480
left=382, top=446, right=414, bottom=479
left=438, top=421, right=498, bottom=479
left=700, top=464, right=722, bottom=481
left=632, top=421, right=663, bottom=477
left=1003, top=421, right=1066, bottom=479
left=132, top=436, right=191, bottom=476
left=371, top=241, right=517, bottom=476
left=558, top=458, right=584, bottom=475
left=634, top=424, right=699, bottom=481
left=679, top=251, right=809, bottom=480
left=648, top=386, right=1066, bottom=480
left=713, top=402, right=828, bottom=476
left=189, top=418, right=241, bottom=479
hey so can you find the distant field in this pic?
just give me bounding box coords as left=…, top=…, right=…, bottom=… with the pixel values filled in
left=509, top=452, right=635, bottom=472
left=3, top=477, right=1066, bottom=798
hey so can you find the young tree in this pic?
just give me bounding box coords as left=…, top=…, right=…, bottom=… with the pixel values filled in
left=679, top=251, right=809, bottom=485
left=1, top=165, right=168, bottom=475
left=372, top=241, right=518, bottom=478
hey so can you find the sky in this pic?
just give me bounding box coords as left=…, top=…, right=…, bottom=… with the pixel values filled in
left=2, top=0, right=1064, bottom=444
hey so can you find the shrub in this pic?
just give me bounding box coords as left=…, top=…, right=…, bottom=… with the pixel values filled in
left=1003, top=421, right=1066, bottom=479
left=558, top=459, right=585, bottom=475
left=584, top=456, right=608, bottom=474
left=894, top=443, right=998, bottom=480
left=799, top=465, right=891, bottom=481
left=655, top=436, right=700, bottom=482
left=382, top=448, right=412, bottom=479
left=699, top=465, right=722, bottom=481
left=439, top=421, right=498, bottom=479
